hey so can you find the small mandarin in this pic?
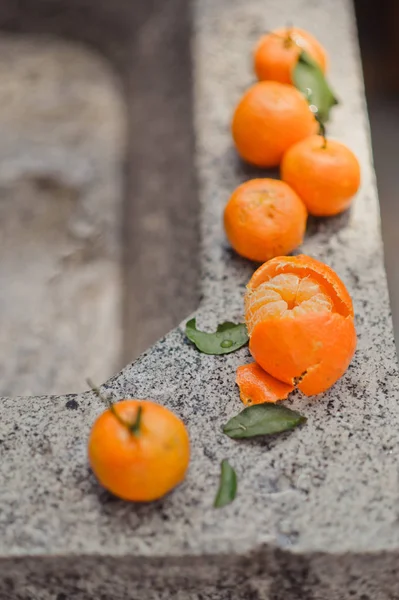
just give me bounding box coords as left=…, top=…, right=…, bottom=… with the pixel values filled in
left=254, top=27, right=328, bottom=84
left=244, top=255, right=356, bottom=396
left=281, top=135, right=361, bottom=216
left=88, top=398, right=190, bottom=502
left=232, top=81, right=318, bottom=167
left=224, top=178, right=307, bottom=262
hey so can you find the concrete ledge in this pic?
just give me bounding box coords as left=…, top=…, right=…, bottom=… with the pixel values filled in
left=1, top=0, right=399, bottom=598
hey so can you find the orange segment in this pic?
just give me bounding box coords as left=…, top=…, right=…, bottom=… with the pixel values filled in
left=296, top=276, right=326, bottom=303
left=290, top=293, right=332, bottom=317
left=245, top=255, right=356, bottom=396
left=247, top=254, right=354, bottom=317
left=264, top=273, right=300, bottom=305
left=236, top=362, right=294, bottom=405
left=245, top=272, right=333, bottom=335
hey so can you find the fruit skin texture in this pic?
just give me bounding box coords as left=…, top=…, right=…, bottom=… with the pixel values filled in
left=254, top=27, right=328, bottom=84
left=224, top=178, right=307, bottom=262
left=88, top=400, right=190, bottom=502
left=245, top=255, right=356, bottom=396
left=236, top=362, right=294, bottom=405
left=281, top=135, right=361, bottom=216
left=232, top=81, right=318, bottom=168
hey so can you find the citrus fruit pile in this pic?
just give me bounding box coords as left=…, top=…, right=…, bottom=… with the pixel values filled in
left=226, top=27, right=361, bottom=262
left=226, top=29, right=358, bottom=403
left=86, top=26, right=359, bottom=507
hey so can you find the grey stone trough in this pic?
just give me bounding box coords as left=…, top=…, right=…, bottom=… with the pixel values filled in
left=1, top=0, right=399, bottom=598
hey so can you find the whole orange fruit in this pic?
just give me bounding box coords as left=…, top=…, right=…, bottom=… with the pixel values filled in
left=88, top=399, right=190, bottom=502
left=245, top=255, right=356, bottom=396
left=254, top=27, right=328, bottom=84
left=232, top=81, right=318, bottom=167
left=281, top=135, right=361, bottom=216
left=224, top=178, right=307, bottom=262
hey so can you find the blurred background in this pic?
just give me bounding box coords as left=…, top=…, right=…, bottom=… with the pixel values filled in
left=0, top=0, right=397, bottom=396
left=0, top=0, right=199, bottom=396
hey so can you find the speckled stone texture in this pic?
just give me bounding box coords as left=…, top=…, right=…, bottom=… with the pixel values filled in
left=1, top=0, right=399, bottom=598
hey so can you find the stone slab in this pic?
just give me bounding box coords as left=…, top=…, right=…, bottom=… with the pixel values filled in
left=1, top=0, right=399, bottom=598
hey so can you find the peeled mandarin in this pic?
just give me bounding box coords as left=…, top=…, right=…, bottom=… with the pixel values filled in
left=244, top=255, right=356, bottom=396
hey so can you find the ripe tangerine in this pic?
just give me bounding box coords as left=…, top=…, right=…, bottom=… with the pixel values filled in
left=232, top=81, right=318, bottom=168
left=281, top=135, right=361, bottom=216
left=224, top=178, right=307, bottom=262
left=254, top=27, right=328, bottom=84
left=88, top=397, right=190, bottom=502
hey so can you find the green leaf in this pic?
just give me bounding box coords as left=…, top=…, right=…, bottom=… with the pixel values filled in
left=214, top=459, right=237, bottom=508
left=185, top=318, right=248, bottom=355
left=293, top=50, right=338, bottom=123
left=223, top=403, right=306, bottom=439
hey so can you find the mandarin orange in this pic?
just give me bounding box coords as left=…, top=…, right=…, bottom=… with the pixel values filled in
left=244, top=255, right=356, bottom=396
left=88, top=399, right=190, bottom=502
left=224, top=178, right=307, bottom=262
left=254, top=27, right=328, bottom=84
left=281, top=135, right=361, bottom=216
left=232, top=81, right=318, bottom=168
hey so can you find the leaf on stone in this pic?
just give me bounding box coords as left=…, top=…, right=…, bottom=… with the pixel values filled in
left=223, top=403, right=306, bottom=439
left=185, top=318, right=248, bottom=355
left=293, top=50, right=338, bottom=123
left=214, top=459, right=237, bottom=508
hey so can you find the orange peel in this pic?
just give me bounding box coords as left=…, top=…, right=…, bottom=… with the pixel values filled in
left=236, top=362, right=294, bottom=405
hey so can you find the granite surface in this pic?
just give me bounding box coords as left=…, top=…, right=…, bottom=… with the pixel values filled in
left=1, top=0, right=399, bottom=598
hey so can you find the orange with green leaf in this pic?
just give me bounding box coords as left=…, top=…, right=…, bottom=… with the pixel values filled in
left=254, top=27, right=328, bottom=84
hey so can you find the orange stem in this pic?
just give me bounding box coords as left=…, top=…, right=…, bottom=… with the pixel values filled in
left=87, top=378, right=142, bottom=435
